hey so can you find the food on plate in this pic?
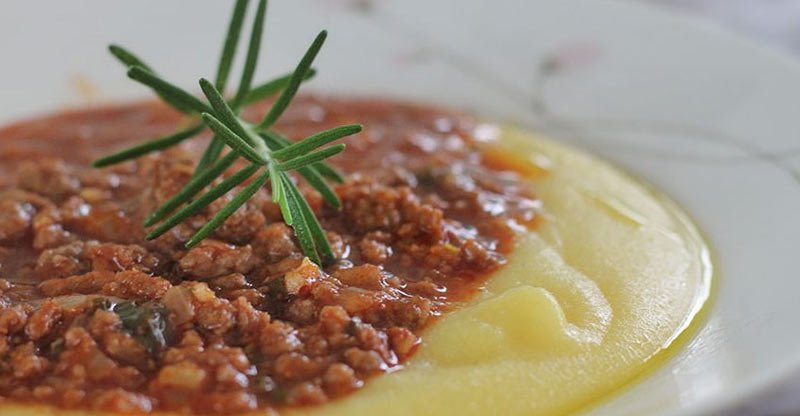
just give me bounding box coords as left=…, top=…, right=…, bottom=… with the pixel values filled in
left=0, top=1, right=711, bottom=415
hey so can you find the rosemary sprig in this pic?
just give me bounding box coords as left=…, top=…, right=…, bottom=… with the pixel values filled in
left=93, top=0, right=360, bottom=265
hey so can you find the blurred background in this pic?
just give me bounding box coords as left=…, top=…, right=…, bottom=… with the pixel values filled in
left=644, top=0, right=800, bottom=56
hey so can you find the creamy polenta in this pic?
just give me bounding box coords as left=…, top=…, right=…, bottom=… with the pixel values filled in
left=277, top=128, right=713, bottom=416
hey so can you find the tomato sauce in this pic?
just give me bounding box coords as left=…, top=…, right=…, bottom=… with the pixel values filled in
left=0, top=96, right=538, bottom=413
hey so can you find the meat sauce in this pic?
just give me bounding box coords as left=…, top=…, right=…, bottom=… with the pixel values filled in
left=0, top=97, right=538, bottom=414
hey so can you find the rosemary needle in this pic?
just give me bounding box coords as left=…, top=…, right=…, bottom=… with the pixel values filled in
left=232, top=0, right=268, bottom=108
left=127, top=66, right=212, bottom=114
left=92, top=124, right=204, bottom=168
left=215, top=0, right=250, bottom=91
left=258, top=30, right=327, bottom=130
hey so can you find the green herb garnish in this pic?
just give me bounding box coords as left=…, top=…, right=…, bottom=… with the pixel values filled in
left=104, top=300, right=171, bottom=353
left=92, top=0, right=360, bottom=266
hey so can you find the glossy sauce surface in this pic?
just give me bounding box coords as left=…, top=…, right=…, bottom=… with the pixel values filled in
left=0, top=97, right=538, bottom=413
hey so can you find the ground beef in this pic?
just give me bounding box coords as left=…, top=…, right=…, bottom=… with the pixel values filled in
left=0, top=199, right=35, bottom=244
left=178, top=240, right=258, bottom=279
left=0, top=97, right=538, bottom=414
left=37, top=270, right=171, bottom=301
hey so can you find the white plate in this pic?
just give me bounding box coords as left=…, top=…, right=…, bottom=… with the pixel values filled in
left=1, top=1, right=799, bottom=415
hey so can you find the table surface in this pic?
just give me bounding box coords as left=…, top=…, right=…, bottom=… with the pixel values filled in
left=641, top=2, right=800, bottom=415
